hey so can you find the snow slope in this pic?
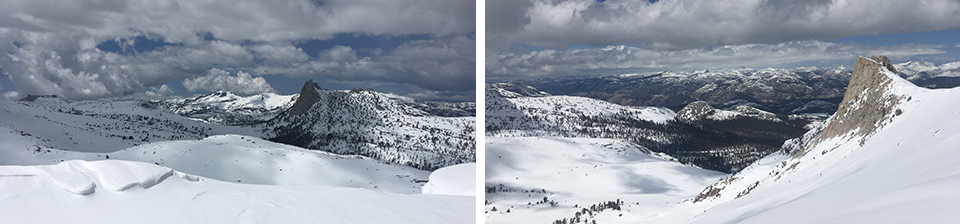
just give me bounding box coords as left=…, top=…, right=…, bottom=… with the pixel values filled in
left=485, top=137, right=724, bottom=223
left=1, top=134, right=430, bottom=194
left=680, top=56, right=960, bottom=223
left=0, top=160, right=473, bottom=224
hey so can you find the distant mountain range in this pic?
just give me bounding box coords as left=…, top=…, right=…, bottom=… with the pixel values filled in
left=518, top=60, right=960, bottom=115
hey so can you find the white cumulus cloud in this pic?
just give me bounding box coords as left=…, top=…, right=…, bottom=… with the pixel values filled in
left=182, top=69, right=276, bottom=95
left=0, top=0, right=474, bottom=100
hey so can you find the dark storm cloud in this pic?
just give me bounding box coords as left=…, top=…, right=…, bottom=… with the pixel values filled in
left=487, top=41, right=947, bottom=79
left=488, top=0, right=960, bottom=50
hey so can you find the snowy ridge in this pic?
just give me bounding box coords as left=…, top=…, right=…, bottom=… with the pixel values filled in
left=156, top=91, right=295, bottom=125
left=2, top=133, right=431, bottom=193
left=896, top=60, right=960, bottom=80
left=677, top=101, right=782, bottom=123
left=487, top=83, right=676, bottom=136
left=526, top=65, right=852, bottom=115
left=677, top=56, right=960, bottom=223
left=0, top=96, right=250, bottom=153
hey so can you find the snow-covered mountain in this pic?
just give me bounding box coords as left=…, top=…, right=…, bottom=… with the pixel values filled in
left=258, top=80, right=475, bottom=171
left=895, top=60, right=960, bottom=80
left=524, top=66, right=852, bottom=115
left=894, top=60, right=960, bottom=89
left=155, top=91, right=295, bottom=125
left=676, top=101, right=781, bottom=123
left=487, top=83, right=807, bottom=173
left=522, top=60, right=960, bottom=116
left=676, top=55, right=960, bottom=223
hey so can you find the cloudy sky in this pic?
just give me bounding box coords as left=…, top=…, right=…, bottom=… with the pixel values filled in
left=487, top=0, right=960, bottom=80
left=0, top=0, right=475, bottom=101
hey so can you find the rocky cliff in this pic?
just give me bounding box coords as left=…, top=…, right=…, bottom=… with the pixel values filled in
left=289, top=80, right=322, bottom=116
left=792, top=56, right=908, bottom=157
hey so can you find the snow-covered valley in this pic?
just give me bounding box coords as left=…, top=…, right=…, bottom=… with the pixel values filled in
left=485, top=137, right=724, bottom=223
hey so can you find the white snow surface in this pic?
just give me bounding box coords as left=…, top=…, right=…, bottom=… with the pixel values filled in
left=0, top=160, right=473, bottom=223
left=422, top=163, right=476, bottom=196
left=1, top=134, right=432, bottom=194
left=504, top=96, right=676, bottom=125
left=485, top=137, right=724, bottom=223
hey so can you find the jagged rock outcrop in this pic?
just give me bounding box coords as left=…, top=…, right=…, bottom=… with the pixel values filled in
left=677, top=101, right=715, bottom=121
left=871, top=55, right=898, bottom=75
left=793, top=55, right=906, bottom=157
left=289, top=80, right=322, bottom=116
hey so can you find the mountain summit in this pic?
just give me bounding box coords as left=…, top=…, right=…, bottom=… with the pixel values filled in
left=289, top=80, right=323, bottom=116
left=793, top=55, right=911, bottom=157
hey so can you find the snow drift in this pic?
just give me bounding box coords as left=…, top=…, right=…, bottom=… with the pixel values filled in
left=422, top=163, right=476, bottom=196
left=0, top=160, right=473, bottom=223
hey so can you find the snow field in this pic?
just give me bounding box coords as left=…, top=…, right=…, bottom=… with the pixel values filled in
left=0, top=160, right=473, bottom=224
left=485, top=137, right=724, bottom=223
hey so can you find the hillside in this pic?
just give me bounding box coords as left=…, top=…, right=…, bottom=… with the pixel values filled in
left=259, top=80, right=476, bottom=171
left=682, top=56, right=960, bottom=223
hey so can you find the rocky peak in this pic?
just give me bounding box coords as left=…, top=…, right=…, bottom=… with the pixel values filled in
left=795, top=55, right=906, bottom=156
left=870, top=55, right=898, bottom=74
left=288, top=80, right=322, bottom=116
left=677, top=101, right=714, bottom=121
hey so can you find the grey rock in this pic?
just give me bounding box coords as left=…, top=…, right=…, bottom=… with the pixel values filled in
left=288, top=80, right=322, bottom=116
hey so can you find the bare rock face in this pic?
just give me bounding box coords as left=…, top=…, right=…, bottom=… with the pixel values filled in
left=871, top=55, right=898, bottom=75
left=677, top=101, right=715, bottom=121
left=288, top=80, right=322, bottom=116
left=794, top=56, right=905, bottom=157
